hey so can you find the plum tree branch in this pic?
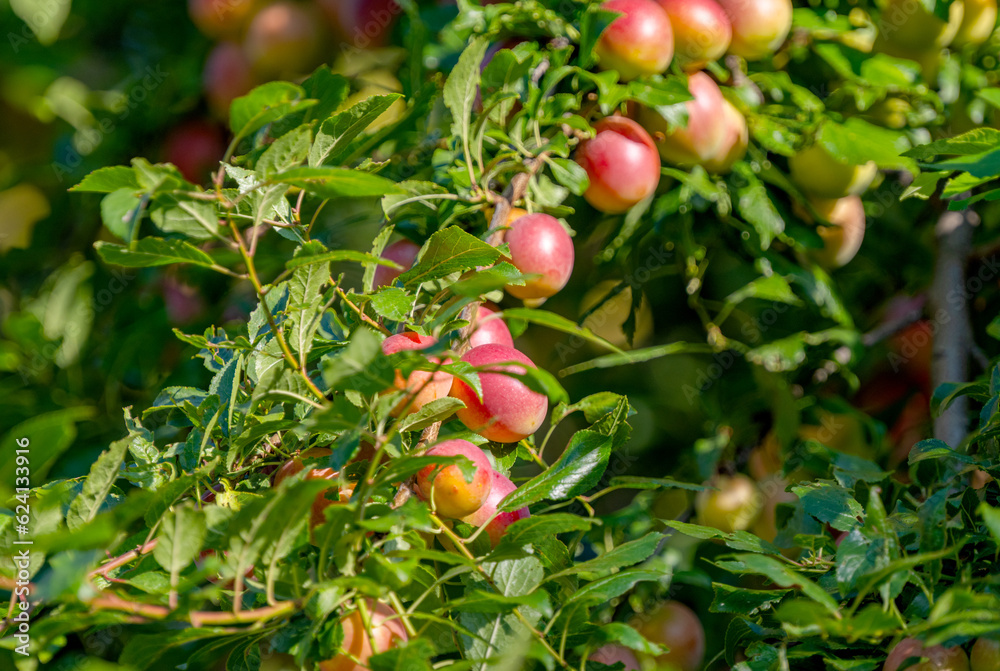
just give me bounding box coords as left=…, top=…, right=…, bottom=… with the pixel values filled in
left=930, top=206, right=978, bottom=447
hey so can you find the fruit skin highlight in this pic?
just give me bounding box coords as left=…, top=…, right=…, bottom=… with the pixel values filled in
left=595, top=0, right=675, bottom=81
left=415, top=439, right=493, bottom=519
left=450, top=344, right=548, bottom=444
left=655, top=0, right=732, bottom=70
left=502, top=213, right=575, bottom=300
left=459, top=470, right=530, bottom=546
left=716, top=0, right=793, bottom=61
left=468, top=305, right=514, bottom=349
left=576, top=116, right=661, bottom=214
left=638, top=72, right=745, bottom=173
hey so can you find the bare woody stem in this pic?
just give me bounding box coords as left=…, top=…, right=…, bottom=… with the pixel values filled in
left=930, top=207, right=978, bottom=447
left=89, top=539, right=160, bottom=578
left=87, top=594, right=300, bottom=628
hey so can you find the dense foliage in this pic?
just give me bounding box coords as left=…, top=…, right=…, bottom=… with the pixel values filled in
left=3, top=1, right=1000, bottom=670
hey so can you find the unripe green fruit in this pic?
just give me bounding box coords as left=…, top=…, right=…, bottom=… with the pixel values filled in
left=877, top=0, right=965, bottom=51
left=695, top=473, right=763, bottom=533
left=953, top=0, right=998, bottom=46
left=789, top=144, right=878, bottom=199
left=971, top=637, right=1000, bottom=671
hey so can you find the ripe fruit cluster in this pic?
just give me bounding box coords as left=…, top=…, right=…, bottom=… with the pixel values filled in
left=574, top=0, right=794, bottom=214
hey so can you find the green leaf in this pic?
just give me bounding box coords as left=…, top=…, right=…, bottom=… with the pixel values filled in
left=443, top=38, right=490, bottom=174
left=566, top=569, right=663, bottom=606
left=923, top=148, right=1000, bottom=179
left=560, top=341, right=714, bottom=376
left=724, top=275, right=801, bottom=308
left=733, top=164, right=785, bottom=249
left=95, top=238, right=216, bottom=269
left=310, top=93, right=404, bottom=167
left=713, top=554, right=840, bottom=615
left=396, top=397, right=466, bottom=433
left=370, top=287, right=414, bottom=322
left=71, top=166, right=140, bottom=193
left=902, top=127, right=1000, bottom=161
left=790, top=481, right=865, bottom=532
left=978, top=503, right=1000, bottom=545
left=288, top=242, right=331, bottom=361
left=153, top=505, right=206, bottom=575
left=100, top=189, right=143, bottom=241
left=494, top=514, right=597, bottom=551
left=258, top=124, right=311, bottom=176
left=230, top=81, right=316, bottom=140
left=499, top=430, right=613, bottom=511
left=664, top=520, right=782, bottom=554
left=546, top=157, right=590, bottom=195
left=0, top=407, right=96, bottom=498
left=553, top=532, right=662, bottom=578
left=399, top=227, right=503, bottom=287
left=711, top=583, right=790, bottom=616
left=66, top=437, right=129, bottom=531
left=503, top=307, right=624, bottom=354
left=271, top=166, right=404, bottom=199
left=370, top=639, right=436, bottom=671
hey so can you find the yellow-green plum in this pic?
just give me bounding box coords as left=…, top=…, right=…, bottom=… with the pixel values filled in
left=415, top=440, right=493, bottom=519
left=695, top=473, right=763, bottom=533
left=878, top=0, right=965, bottom=51
left=971, top=638, right=1000, bottom=671
left=789, top=142, right=878, bottom=199
left=953, top=0, right=998, bottom=46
